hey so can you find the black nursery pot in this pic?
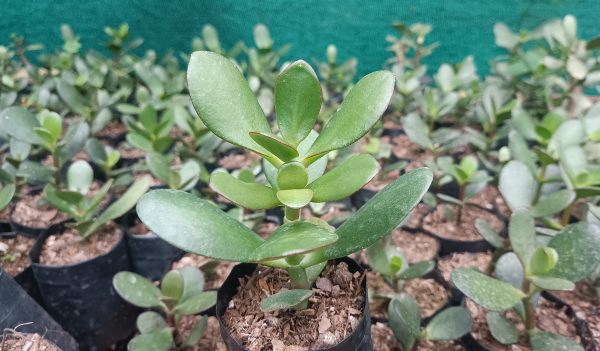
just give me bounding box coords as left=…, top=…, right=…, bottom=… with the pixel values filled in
left=216, top=257, right=373, bottom=351
left=29, top=224, right=139, bottom=350
left=0, top=268, right=79, bottom=351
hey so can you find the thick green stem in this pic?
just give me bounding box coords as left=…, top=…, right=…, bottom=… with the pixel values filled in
left=522, top=279, right=536, bottom=334
left=284, top=206, right=300, bottom=222
left=52, top=150, right=61, bottom=187
left=456, top=184, right=465, bottom=225
left=533, top=165, right=547, bottom=204
left=560, top=202, right=573, bottom=227
left=287, top=266, right=310, bottom=309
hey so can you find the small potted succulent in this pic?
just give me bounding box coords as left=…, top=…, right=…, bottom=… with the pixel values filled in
left=136, top=51, right=432, bottom=350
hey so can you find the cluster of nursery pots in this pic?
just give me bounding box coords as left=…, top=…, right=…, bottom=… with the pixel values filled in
left=1, top=15, right=600, bottom=351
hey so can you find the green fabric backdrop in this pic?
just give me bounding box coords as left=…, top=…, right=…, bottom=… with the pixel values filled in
left=1, top=0, right=598, bottom=76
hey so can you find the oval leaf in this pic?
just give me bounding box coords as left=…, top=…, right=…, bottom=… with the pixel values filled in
left=276, top=189, right=313, bottom=209
left=259, top=289, right=313, bottom=312
left=426, top=306, right=472, bottom=340
left=547, top=223, right=600, bottom=282
left=113, top=272, right=163, bottom=308
left=486, top=311, right=519, bottom=345
left=250, top=221, right=338, bottom=262
left=137, top=189, right=263, bottom=262
left=128, top=329, right=173, bottom=351
left=452, top=267, right=526, bottom=311
left=324, top=168, right=432, bottom=260
left=308, top=154, right=380, bottom=202
left=530, top=331, right=584, bottom=351
left=136, top=311, right=167, bottom=334
left=509, top=210, right=536, bottom=266
left=161, top=270, right=184, bottom=302
left=210, top=171, right=280, bottom=210
left=304, top=71, right=395, bottom=164
left=173, top=291, right=217, bottom=316
left=0, top=106, right=42, bottom=144
left=249, top=131, right=298, bottom=162
left=275, top=60, right=322, bottom=146
left=499, top=160, right=536, bottom=212
left=531, top=276, right=575, bottom=291
left=187, top=51, right=272, bottom=156
left=277, top=162, right=308, bottom=190
left=388, top=295, right=420, bottom=351
left=532, top=189, right=576, bottom=217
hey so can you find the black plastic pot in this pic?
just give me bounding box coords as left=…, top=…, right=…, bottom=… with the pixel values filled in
left=0, top=220, right=15, bottom=236
left=125, top=232, right=183, bottom=281
left=217, top=257, right=373, bottom=351
left=351, top=188, right=377, bottom=210
left=0, top=268, right=79, bottom=351
left=29, top=223, right=139, bottom=350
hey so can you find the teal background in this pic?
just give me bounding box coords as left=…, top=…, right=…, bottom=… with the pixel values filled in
left=1, top=1, right=598, bottom=76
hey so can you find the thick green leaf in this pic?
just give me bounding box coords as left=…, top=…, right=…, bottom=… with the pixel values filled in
left=43, top=184, right=79, bottom=216
left=161, top=270, right=184, bottom=302
left=82, top=176, right=151, bottom=237
left=59, top=121, right=90, bottom=164
left=136, top=311, right=167, bottom=334
left=495, top=252, right=524, bottom=289
left=113, top=271, right=163, bottom=308
left=146, top=152, right=171, bottom=183
left=173, top=291, right=217, bottom=316
left=249, top=131, right=298, bottom=162
left=0, top=106, right=43, bottom=144
left=530, top=331, right=584, bottom=351
left=532, top=190, right=575, bottom=217
left=0, top=184, right=16, bottom=212
left=324, top=168, right=432, bottom=260
left=16, top=161, right=53, bottom=183
left=38, top=110, right=62, bottom=141
left=182, top=315, right=208, bottom=347
left=276, top=189, right=313, bottom=209
left=304, top=71, right=395, bottom=164
left=509, top=211, right=536, bottom=266
left=531, top=276, right=574, bottom=291
left=308, top=154, right=380, bottom=202
left=398, top=260, right=435, bottom=280
left=499, top=160, right=536, bottom=212
left=210, top=171, right=279, bottom=210
left=127, top=133, right=153, bottom=152
left=275, top=60, right=322, bottom=146
left=426, top=307, right=472, bottom=340
left=529, top=247, right=558, bottom=275
left=187, top=51, right=272, bottom=156
left=547, top=223, right=600, bottom=282
left=475, top=219, right=504, bottom=248
left=57, top=79, right=89, bottom=117
left=128, top=329, right=173, bottom=351
left=85, top=138, right=107, bottom=162
left=388, top=296, right=420, bottom=351
left=366, top=236, right=404, bottom=277
left=179, top=266, right=205, bottom=302
left=137, top=189, right=263, bottom=262
left=67, top=160, right=93, bottom=194
left=276, top=162, right=308, bottom=190
left=403, top=113, right=434, bottom=150
left=251, top=221, right=338, bottom=261
left=486, top=311, right=519, bottom=345
left=259, top=289, right=313, bottom=312
left=452, top=268, right=526, bottom=311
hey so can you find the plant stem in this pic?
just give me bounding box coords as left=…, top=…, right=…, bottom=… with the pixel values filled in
left=287, top=266, right=310, bottom=310
left=284, top=206, right=300, bottom=222
left=456, top=184, right=465, bottom=225
left=521, top=279, right=536, bottom=334
left=52, top=150, right=61, bottom=187
left=533, top=165, right=547, bottom=204
left=560, top=202, right=573, bottom=227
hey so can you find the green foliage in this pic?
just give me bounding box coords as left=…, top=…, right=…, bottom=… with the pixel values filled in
left=114, top=267, right=216, bottom=351
left=125, top=105, right=174, bottom=153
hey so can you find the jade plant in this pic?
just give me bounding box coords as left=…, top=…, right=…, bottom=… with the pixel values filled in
left=452, top=210, right=600, bottom=350
left=43, top=160, right=150, bottom=238
left=113, top=266, right=217, bottom=351
left=145, top=152, right=205, bottom=191
left=136, top=51, right=432, bottom=311
left=125, top=105, right=174, bottom=153
left=85, top=138, right=121, bottom=177
left=388, top=295, right=472, bottom=350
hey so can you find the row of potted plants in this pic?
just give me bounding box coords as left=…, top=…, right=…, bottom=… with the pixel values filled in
left=0, top=15, right=599, bottom=351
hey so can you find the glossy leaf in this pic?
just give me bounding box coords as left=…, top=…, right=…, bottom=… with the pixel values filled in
left=304, top=71, right=395, bottom=164
left=251, top=221, right=338, bottom=261
left=276, top=189, right=313, bottom=209
left=249, top=131, right=298, bottom=162
left=0, top=106, right=43, bottom=144
left=113, top=272, right=163, bottom=308
left=161, top=270, right=184, bottom=302
left=179, top=266, right=205, bottom=302
left=276, top=162, right=308, bottom=190
left=173, top=291, right=217, bottom=315
left=187, top=51, right=272, bottom=156
left=210, top=171, right=279, bottom=210
left=547, top=223, right=600, bottom=282
left=137, top=189, right=263, bottom=262
left=486, top=312, right=519, bottom=345
left=308, top=154, right=380, bottom=202
left=452, top=268, right=526, bottom=311
left=531, top=276, right=574, bottom=291
left=81, top=176, right=150, bottom=238
left=509, top=211, right=536, bottom=266
left=275, top=60, right=322, bottom=146
left=324, top=168, right=432, bottom=260
left=67, top=160, right=93, bottom=194
left=529, top=247, right=558, bottom=275
left=532, top=190, right=575, bottom=217
left=530, top=331, right=584, bottom=351
left=425, top=307, right=472, bottom=340
left=499, top=160, right=536, bottom=212
left=388, top=295, right=420, bottom=351
left=366, top=236, right=404, bottom=277
left=259, top=289, right=313, bottom=312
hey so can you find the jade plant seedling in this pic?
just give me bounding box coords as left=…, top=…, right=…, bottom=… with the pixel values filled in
left=113, top=266, right=217, bottom=351
left=43, top=160, right=150, bottom=238
left=435, top=155, right=491, bottom=223
left=452, top=210, right=600, bottom=350
left=145, top=152, right=205, bottom=191
left=125, top=105, right=174, bottom=153
left=85, top=138, right=121, bottom=177
left=136, top=51, right=432, bottom=311
left=388, top=295, right=472, bottom=350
